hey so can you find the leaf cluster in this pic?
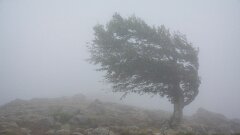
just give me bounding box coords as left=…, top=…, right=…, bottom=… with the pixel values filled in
left=88, top=13, right=200, bottom=105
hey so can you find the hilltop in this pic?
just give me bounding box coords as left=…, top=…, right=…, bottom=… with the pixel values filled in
left=0, top=94, right=239, bottom=135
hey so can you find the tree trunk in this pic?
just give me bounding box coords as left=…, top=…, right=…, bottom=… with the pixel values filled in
left=171, top=99, right=184, bottom=127
left=170, top=83, right=184, bottom=128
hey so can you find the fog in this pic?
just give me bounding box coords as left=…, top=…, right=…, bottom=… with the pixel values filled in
left=0, top=0, right=240, bottom=119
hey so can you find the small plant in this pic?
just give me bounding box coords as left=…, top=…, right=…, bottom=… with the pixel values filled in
left=52, top=111, right=73, bottom=124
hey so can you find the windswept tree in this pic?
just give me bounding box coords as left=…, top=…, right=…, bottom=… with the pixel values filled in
left=88, top=13, right=200, bottom=127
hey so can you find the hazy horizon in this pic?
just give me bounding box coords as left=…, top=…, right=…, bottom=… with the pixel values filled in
left=1, top=0, right=240, bottom=119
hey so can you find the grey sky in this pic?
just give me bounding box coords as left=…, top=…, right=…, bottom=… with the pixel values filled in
left=0, top=0, right=240, bottom=118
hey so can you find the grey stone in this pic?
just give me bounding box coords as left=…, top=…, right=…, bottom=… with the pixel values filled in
left=71, top=132, right=84, bottom=135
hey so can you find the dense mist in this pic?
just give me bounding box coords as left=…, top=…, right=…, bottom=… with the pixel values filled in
left=1, top=0, right=240, bottom=119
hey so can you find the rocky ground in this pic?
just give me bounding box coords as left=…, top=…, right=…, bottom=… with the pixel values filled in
left=0, top=94, right=239, bottom=135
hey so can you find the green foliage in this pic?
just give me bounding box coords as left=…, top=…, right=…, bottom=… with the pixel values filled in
left=88, top=13, right=200, bottom=106
left=52, top=111, right=73, bottom=124
left=50, top=107, right=74, bottom=124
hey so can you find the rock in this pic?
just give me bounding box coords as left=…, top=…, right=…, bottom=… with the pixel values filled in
left=146, top=128, right=154, bottom=135
left=0, top=122, right=28, bottom=135
left=38, top=117, right=55, bottom=127
left=192, top=107, right=228, bottom=126
left=71, top=132, right=84, bottom=135
left=0, top=121, right=19, bottom=129
left=159, top=126, right=194, bottom=135
left=46, top=129, right=55, bottom=135
left=126, top=126, right=139, bottom=131
left=87, top=100, right=106, bottom=114
left=190, top=108, right=233, bottom=134
left=86, top=127, right=115, bottom=135
left=1, top=95, right=240, bottom=135
left=73, top=128, right=86, bottom=135
left=21, top=128, right=31, bottom=135
left=56, top=129, right=71, bottom=135
left=70, top=114, right=89, bottom=125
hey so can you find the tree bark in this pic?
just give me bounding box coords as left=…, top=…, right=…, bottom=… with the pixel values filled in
left=171, top=98, right=184, bottom=127
left=170, top=83, right=184, bottom=128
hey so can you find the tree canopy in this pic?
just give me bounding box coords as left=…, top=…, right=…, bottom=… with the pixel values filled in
left=89, top=13, right=200, bottom=107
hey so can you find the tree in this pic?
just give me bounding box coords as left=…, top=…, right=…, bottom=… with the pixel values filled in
left=88, top=13, right=200, bottom=127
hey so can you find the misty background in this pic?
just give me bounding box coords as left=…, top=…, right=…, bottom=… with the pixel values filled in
left=0, top=0, right=240, bottom=119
